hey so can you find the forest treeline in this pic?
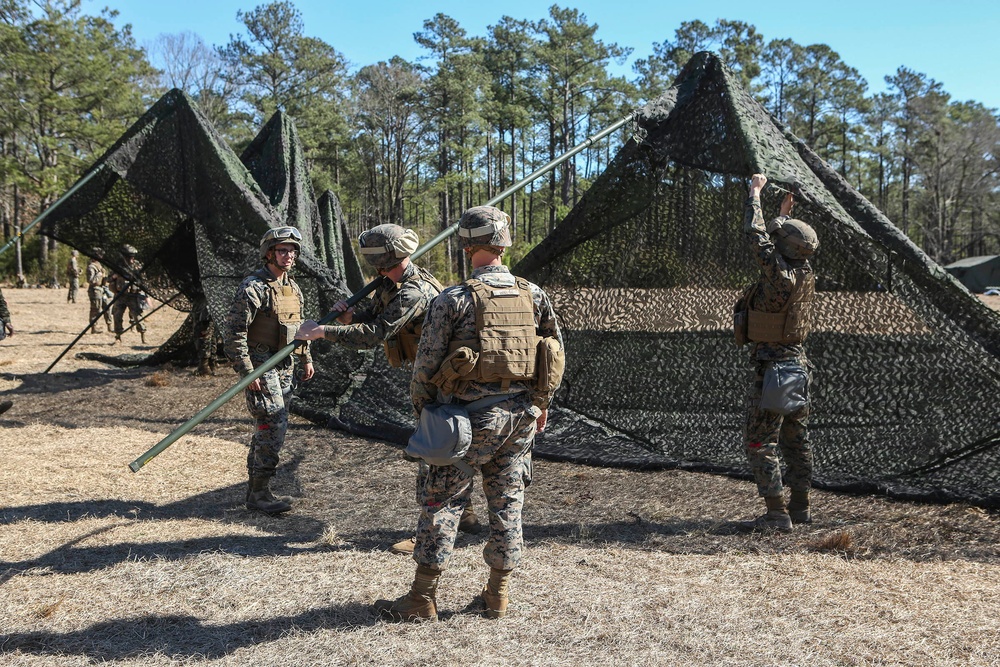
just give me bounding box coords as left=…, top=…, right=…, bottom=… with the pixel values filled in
left=2, top=0, right=998, bottom=283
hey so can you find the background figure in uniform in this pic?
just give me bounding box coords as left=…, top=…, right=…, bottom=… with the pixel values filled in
left=66, top=250, right=80, bottom=303
left=109, top=244, right=148, bottom=344
left=192, top=299, right=219, bottom=376
left=739, top=173, right=819, bottom=532
left=296, top=223, right=482, bottom=554
left=375, top=205, right=563, bottom=622
left=225, top=227, right=315, bottom=514
left=0, top=287, right=14, bottom=415
left=86, top=248, right=113, bottom=334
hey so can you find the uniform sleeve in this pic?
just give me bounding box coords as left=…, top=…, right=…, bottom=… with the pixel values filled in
left=409, top=295, right=454, bottom=415
left=86, top=263, right=99, bottom=284
left=223, top=280, right=262, bottom=377
left=744, top=196, right=795, bottom=291
left=322, top=281, right=427, bottom=350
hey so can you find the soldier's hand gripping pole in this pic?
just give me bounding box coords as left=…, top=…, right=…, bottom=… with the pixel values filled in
left=128, top=111, right=635, bottom=473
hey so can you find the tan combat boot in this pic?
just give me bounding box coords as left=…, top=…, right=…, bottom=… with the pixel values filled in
left=140, top=330, right=147, bottom=345
left=788, top=489, right=812, bottom=524
left=196, top=358, right=213, bottom=377
left=374, top=565, right=440, bottom=622
left=480, top=567, right=512, bottom=619
left=740, top=495, right=793, bottom=533
left=459, top=503, right=483, bottom=534
left=389, top=537, right=416, bottom=555
left=246, top=476, right=292, bottom=514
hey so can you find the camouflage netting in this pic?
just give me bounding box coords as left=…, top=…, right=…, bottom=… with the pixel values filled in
left=513, top=52, right=1000, bottom=506
left=40, top=90, right=356, bottom=368
left=39, top=61, right=1000, bottom=508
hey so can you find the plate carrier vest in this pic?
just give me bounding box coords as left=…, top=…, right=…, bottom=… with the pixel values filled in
left=747, top=267, right=815, bottom=344
left=247, top=275, right=303, bottom=351
left=382, top=266, right=444, bottom=367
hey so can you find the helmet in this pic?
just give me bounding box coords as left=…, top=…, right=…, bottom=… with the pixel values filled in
left=457, top=206, right=512, bottom=249
left=766, top=217, right=818, bottom=260
left=358, top=224, right=419, bottom=270
left=90, top=247, right=103, bottom=258
left=259, top=226, right=303, bottom=260
left=121, top=244, right=138, bottom=257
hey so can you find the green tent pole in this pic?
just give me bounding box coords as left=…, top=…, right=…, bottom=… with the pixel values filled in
left=0, top=166, right=105, bottom=258
left=128, top=112, right=635, bottom=473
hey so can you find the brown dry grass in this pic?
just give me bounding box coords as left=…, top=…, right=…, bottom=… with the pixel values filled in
left=1, top=288, right=999, bottom=666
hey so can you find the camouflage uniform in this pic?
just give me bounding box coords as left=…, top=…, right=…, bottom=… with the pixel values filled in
left=192, top=299, right=218, bottom=374
left=320, top=261, right=441, bottom=352
left=224, top=266, right=312, bottom=480
left=86, top=258, right=112, bottom=333
left=0, top=287, right=10, bottom=330
left=66, top=254, right=80, bottom=303
left=410, top=264, right=561, bottom=572
left=109, top=257, right=147, bottom=337
left=743, top=195, right=813, bottom=498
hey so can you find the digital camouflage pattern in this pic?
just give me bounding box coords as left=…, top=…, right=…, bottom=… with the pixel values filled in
left=110, top=256, right=147, bottom=336
left=413, top=397, right=539, bottom=571
left=86, top=258, right=113, bottom=332
left=225, top=266, right=312, bottom=478
left=320, top=262, right=441, bottom=351
left=0, top=287, right=10, bottom=325
left=411, top=264, right=562, bottom=413
left=743, top=195, right=814, bottom=498
left=410, top=263, right=559, bottom=572
left=66, top=254, right=80, bottom=303
left=192, top=299, right=218, bottom=371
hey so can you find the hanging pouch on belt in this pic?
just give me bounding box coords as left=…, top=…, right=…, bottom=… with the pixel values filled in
left=759, top=360, right=809, bottom=415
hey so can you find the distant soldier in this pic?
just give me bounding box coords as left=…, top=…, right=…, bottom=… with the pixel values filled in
left=66, top=250, right=80, bottom=303
left=0, top=286, right=13, bottom=416
left=109, top=244, right=148, bottom=344
left=192, top=299, right=219, bottom=376
left=225, top=227, right=315, bottom=514
left=86, top=248, right=113, bottom=334
left=375, top=205, right=564, bottom=622
left=738, top=173, right=819, bottom=532
left=295, top=223, right=483, bottom=553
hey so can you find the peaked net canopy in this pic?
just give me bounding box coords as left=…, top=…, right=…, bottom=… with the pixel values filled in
left=39, top=90, right=353, bottom=364
left=513, top=52, right=1000, bottom=507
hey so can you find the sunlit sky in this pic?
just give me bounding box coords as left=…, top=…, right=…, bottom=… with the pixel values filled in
left=105, top=0, right=1000, bottom=110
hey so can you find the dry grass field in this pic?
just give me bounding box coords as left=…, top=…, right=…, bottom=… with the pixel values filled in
left=1, top=287, right=999, bottom=666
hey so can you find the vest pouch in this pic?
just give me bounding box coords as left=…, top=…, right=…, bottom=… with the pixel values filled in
left=383, top=339, right=403, bottom=368
left=733, top=284, right=755, bottom=346
left=759, top=361, right=809, bottom=415
left=279, top=322, right=299, bottom=347
left=406, top=403, right=474, bottom=476
left=535, top=337, right=565, bottom=394
left=430, top=346, right=479, bottom=396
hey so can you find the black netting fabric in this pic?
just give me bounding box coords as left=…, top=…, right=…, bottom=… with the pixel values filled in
left=514, top=53, right=1000, bottom=506
left=40, top=90, right=351, bottom=364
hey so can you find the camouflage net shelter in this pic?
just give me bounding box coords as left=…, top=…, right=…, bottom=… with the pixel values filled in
left=40, top=90, right=357, bottom=367
left=512, top=52, right=1000, bottom=507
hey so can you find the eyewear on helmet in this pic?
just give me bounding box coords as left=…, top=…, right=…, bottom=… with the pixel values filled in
left=265, top=226, right=303, bottom=241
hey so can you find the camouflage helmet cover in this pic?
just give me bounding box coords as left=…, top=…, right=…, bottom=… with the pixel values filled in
left=358, top=224, right=419, bottom=269
left=457, top=206, right=512, bottom=248
left=766, top=217, right=819, bottom=260
left=259, top=226, right=303, bottom=260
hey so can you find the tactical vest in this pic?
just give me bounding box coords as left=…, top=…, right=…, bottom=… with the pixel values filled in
left=247, top=276, right=303, bottom=351
left=382, top=267, right=444, bottom=368
left=747, top=268, right=815, bottom=344
left=448, top=276, right=539, bottom=388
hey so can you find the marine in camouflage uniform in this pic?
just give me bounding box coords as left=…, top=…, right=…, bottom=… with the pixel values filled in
left=375, top=205, right=563, bottom=622
left=86, top=249, right=113, bottom=334
left=740, top=173, right=818, bottom=532
left=109, top=245, right=148, bottom=343
left=296, top=224, right=481, bottom=551
left=66, top=250, right=80, bottom=303
left=0, top=288, right=13, bottom=415
left=225, top=226, right=315, bottom=515
left=192, top=299, right=219, bottom=376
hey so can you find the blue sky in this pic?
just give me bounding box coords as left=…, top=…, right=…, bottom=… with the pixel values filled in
left=105, top=0, right=1000, bottom=110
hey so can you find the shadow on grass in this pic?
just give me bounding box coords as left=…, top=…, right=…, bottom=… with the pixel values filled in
left=0, top=603, right=380, bottom=661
